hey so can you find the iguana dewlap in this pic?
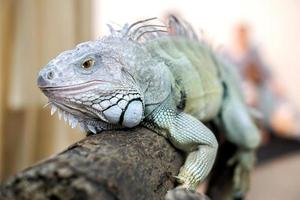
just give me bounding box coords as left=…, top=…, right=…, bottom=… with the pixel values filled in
left=37, top=15, right=261, bottom=199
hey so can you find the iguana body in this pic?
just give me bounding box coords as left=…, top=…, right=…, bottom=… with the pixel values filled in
left=37, top=16, right=261, bottom=199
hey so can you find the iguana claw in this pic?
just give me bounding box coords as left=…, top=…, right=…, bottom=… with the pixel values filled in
left=165, top=188, right=210, bottom=200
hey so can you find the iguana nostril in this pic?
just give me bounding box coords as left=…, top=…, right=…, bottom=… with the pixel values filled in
left=47, top=71, right=54, bottom=80
left=37, top=75, right=48, bottom=87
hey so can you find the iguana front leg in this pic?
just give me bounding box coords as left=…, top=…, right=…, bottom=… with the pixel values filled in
left=143, top=99, right=218, bottom=191
left=169, top=112, right=218, bottom=189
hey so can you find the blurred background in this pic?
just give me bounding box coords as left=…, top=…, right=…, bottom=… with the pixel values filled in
left=1, top=0, right=300, bottom=199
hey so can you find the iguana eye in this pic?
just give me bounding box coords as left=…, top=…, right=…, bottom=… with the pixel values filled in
left=82, top=58, right=95, bottom=69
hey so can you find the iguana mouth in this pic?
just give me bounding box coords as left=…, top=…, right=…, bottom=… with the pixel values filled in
left=38, top=80, right=119, bottom=91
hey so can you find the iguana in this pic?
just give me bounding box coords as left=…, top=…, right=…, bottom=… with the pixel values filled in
left=37, top=15, right=261, bottom=199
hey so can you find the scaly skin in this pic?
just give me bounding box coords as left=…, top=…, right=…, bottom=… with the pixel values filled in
left=37, top=16, right=261, bottom=199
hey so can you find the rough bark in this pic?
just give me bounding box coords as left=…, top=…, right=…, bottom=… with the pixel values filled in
left=0, top=127, right=184, bottom=200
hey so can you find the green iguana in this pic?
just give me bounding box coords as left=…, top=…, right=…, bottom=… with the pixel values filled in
left=37, top=15, right=261, bottom=199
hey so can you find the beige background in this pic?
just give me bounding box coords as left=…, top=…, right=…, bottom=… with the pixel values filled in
left=0, top=0, right=90, bottom=181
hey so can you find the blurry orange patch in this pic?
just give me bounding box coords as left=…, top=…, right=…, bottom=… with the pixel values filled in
left=271, top=103, right=298, bottom=137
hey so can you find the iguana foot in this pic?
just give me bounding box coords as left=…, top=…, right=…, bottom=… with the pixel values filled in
left=228, top=150, right=255, bottom=198
left=165, top=188, right=210, bottom=200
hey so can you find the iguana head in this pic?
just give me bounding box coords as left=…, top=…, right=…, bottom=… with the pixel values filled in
left=37, top=38, right=148, bottom=133
left=37, top=18, right=169, bottom=133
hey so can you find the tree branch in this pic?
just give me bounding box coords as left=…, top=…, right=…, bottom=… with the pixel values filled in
left=0, top=127, right=184, bottom=200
